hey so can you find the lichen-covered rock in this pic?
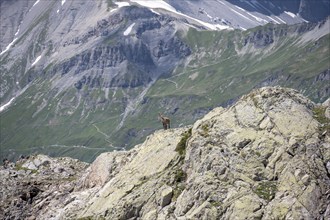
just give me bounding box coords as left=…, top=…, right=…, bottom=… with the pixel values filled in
left=79, top=150, right=136, bottom=188
left=1, top=87, right=329, bottom=220
left=77, top=127, right=187, bottom=219
left=178, top=87, right=329, bottom=220
left=0, top=155, right=88, bottom=220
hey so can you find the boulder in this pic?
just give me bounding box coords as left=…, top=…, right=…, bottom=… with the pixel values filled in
left=160, top=186, right=173, bottom=207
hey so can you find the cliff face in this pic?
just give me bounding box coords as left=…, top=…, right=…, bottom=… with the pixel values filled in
left=1, top=87, right=329, bottom=219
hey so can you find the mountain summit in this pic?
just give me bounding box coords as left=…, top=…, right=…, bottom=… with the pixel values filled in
left=1, top=87, right=329, bottom=219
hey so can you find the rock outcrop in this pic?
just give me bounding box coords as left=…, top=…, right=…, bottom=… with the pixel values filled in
left=1, top=87, right=329, bottom=219
left=0, top=154, right=88, bottom=220
left=2, top=0, right=329, bottom=161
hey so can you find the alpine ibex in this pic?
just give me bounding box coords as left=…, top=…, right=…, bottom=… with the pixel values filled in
left=159, top=113, right=170, bottom=130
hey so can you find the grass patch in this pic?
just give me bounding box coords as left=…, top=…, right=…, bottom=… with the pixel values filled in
left=313, top=106, right=330, bottom=135
left=175, top=128, right=192, bottom=156
left=210, top=200, right=222, bottom=207
left=313, top=106, right=330, bottom=132
left=172, top=184, right=186, bottom=201
left=63, top=176, right=78, bottom=182
left=200, top=124, right=210, bottom=137
left=15, top=163, right=38, bottom=174
left=171, top=169, right=187, bottom=201
left=253, top=181, right=277, bottom=201
left=174, top=169, right=187, bottom=183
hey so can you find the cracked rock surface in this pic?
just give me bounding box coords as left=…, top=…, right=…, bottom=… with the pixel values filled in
left=180, top=87, right=330, bottom=219
left=1, top=87, right=329, bottom=219
left=0, top=154, right=89, bottom=220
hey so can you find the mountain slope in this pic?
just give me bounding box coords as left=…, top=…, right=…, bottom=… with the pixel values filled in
left=1, top=87, right=329, bottom=219
left=165, top=0, right=330, bottom=29
left=0, top=0, right=329, bottom=162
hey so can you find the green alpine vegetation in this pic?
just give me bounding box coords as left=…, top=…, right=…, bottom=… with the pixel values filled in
left=1, top=13, right=329, bottom=162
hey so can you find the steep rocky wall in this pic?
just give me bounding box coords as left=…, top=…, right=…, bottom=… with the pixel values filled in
left=0, top=0, right=35, bottom=51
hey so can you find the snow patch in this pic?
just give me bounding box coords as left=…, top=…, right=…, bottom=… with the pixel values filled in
left=111, top=1, right=130, bottom=12
left=0, top=37, right=18, bottom=56
left=234, top=5, right=267, bottom=23
left=115, top=1, right=130, bottom=7
left=31, top=55, right=42, bottom=67
left=285, top=11, right=296, bottom=18
left=130, top=0, right=176, bottom=12
left=275, top=16, right=286, bottom=24
left=15, top=27, right=20, bottom=36
left=203, top=10, right=213, bottom=20
left=150, top=8, right=160, bottom=15
left=124, top=23, right=135, bottom=36
left=217, top=0, right=225, bottom=6
left=112, top=89, right=117, bottom=97
left=130, top=0, right=231, bottom=30
left=57, top=9, right=59, bottom=13
left=0, top=97, right=15, bottom=113
left=267, top=16, right=281, bottom=24
left=246, top=12, right=267, bottom=23
left=61, top=0, right=66, bottom=6
left=32, top=0, right=41, bottom=8
left=229, top=8, right=255, bottom=23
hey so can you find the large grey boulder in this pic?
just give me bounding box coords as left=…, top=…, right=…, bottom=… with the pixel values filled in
left=159, top=186, right=173, bottom=208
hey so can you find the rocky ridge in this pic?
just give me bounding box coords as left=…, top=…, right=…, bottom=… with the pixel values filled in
left=0, top=87, right=329, bottom=219
left=1, top=0, right=329, bottom=161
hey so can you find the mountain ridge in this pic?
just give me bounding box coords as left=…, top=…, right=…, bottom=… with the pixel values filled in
left=1, top=86, right=329, bottom=219
left=0, top=0, right=329, bottom=162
